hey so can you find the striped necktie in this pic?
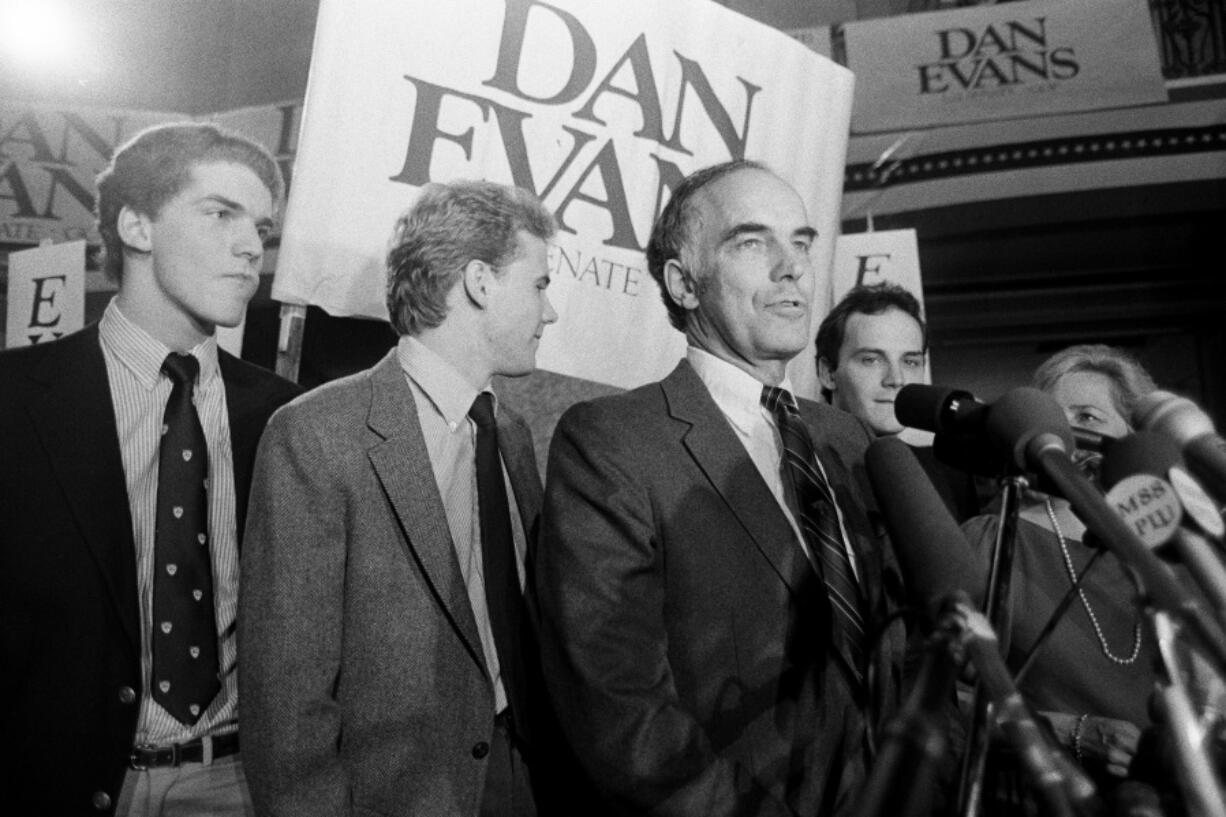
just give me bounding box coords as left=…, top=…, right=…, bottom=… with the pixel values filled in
left=761, top=385, right=867, bottom=679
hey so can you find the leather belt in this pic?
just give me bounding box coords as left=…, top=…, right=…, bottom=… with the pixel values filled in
left=129, top=732, right=239, bottom=770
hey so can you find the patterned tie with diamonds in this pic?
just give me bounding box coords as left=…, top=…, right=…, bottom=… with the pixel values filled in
left=468, top=392, right=528, bottom=724
left=152, top=353, right=219, bottom=725
left=761, top=385, right=867, bottom=680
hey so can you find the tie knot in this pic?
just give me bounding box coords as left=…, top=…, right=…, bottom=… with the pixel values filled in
left=468, top=391, right=497, bottom=430
left=162, top=353, right=199, bottom=387
left=761, top=385, right=798, bottom=417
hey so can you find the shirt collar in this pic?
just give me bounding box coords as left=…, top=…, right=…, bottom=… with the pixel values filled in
left=396, top=335, right=491, bottom=426
left=98, top=298, right=220, bottom=390
left=687, top=345, right=794, bottom=435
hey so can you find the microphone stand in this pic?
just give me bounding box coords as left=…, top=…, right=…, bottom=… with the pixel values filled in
left=956, top=474, right=1026, bottom=817
left=1149, top=610, right=1226, bottom=817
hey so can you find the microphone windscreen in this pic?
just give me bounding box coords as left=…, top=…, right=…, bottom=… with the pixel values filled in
left=866, top=436, right=984, bottom=628
left=984, top=387, right=1075, bottom=469
left=1099, top=432, right=1182, bottom=491
left=895, top=384, right=967, bottom=433
left=1134, top=390, right=1216, bottom=444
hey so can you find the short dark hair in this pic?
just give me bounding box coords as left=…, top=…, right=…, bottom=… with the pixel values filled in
left=94, top=122, right=283, bottom=282
left=1034, top=344, right=1157, bottom=422
left=815, top=282, right=927, bottom=400
left=646, top=159, right=769, bottom=332
left=385, top=180, right=556, bottom=336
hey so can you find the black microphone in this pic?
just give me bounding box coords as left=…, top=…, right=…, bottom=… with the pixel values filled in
left=896, top=384, right=989, bottom=435
left=864, top=438, right=1098, bottom=816
left=985, top=388, right=1226, bottom=672
left=1099, top=432, right=1226, bottom=629
left=898, top=385, right=1110, bottom=482
left=866, top=436, right=983, bottom=626
left=1134, top=390, right=1226, bottom=508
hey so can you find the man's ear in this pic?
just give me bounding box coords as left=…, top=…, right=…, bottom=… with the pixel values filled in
left=116, top=206, right=153, bottom=253
left=663, top=259, right=700, bottom=313
left=817, top=355, right=838, bottom=393
left=461, top=259, right=494, bottom=309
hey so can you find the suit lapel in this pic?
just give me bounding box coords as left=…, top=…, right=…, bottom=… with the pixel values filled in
left=28, top=327, right=141, bottom=654
left=219, top=351, right=260, bottom=542
left=497, top=411, right=541, bottom=544
left=662, top=361, right=813, bottom=598
left=363, top=351, right=486, bottom=674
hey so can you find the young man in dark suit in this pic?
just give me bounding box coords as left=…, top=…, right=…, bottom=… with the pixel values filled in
left=239, top=180, right=561, bottom=817
left=816, top=282, right=982, bottom=521
left=0, top=122, right=301, bottom=816
left=535, top=160, right=908, bottom=816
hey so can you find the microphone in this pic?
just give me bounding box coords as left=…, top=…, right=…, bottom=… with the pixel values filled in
left=1099, top=432, right=1226, bottom=628
left=895, top=384, right=988, bottom=436
left=866, top=436, right=983, bottom=626
left=985, top=388, right=1226, bottom=672
left=1134, top=391, right=1226, bottom=508
left=864, top=438, right=1098, bottom=816
left=897, top=385, right=1110, bottom=481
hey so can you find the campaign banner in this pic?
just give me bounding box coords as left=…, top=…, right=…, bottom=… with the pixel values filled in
left=274, top=0, right=854, bottom=391
left=0, top=102, right=302, bottom=247
left=786, top=26, right=834, bottom=60
left=831, top=229, right=924, bottom=306
left=5, top=239, right=85, bottom=347
left=844, top=0, right=1167, bottom=133
left=0, top=105, right=173, bottom=246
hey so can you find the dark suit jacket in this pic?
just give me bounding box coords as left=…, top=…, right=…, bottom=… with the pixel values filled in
left=239, top=349, right=553, bottom=817
left=534, top=360, right=908, bottom=817
left=0, top=324, right=300, bottom=817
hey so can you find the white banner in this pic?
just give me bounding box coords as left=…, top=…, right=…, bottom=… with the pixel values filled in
left=0, top=106, right=175, bottom=246
left=831, top=229, right=924, bottom=305
left=844, top=0, right=1167, bottom=133
left=5, top=239, right=85, bottom=347
left=0, top=102, right=302, bottom=247
left=274, top=0, right=854, bottom=391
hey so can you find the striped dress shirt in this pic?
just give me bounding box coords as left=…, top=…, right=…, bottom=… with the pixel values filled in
left=98, top=299, right=239, bottom=746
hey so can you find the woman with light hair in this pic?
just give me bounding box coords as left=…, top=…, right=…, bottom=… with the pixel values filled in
left=963, top=344, right=1161, bottom=807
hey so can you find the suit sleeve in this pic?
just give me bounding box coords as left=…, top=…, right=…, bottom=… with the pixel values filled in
left=238, top=404, right=352, bottom=817
left=534, top=403, right=795, bottom=817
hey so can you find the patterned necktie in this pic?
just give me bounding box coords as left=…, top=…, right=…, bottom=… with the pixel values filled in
left=152, top=353, right=219, bottom=725
left=469, top=393, right=527, bottom=721
left=761, top=385, right=867, bottom=679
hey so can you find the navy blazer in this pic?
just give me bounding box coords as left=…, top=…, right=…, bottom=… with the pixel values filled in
left=0, top=325, right=300, bottom=817
left=535, top=359, right=908, bottom=817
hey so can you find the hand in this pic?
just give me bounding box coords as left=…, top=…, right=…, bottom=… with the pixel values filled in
left=1049, top=712, right=1141, bottom=777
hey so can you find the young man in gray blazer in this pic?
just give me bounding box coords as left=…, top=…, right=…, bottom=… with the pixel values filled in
left=239, top=180, right=561, bottom=817
left=535, top=160, right=908, bottom=816
left=0, top=122, right=299, bottom=816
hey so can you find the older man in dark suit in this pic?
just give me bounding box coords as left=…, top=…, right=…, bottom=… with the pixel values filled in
left=0, top=123, right=300, bottom=816
left=239, top=180, right=562, bottom=816
left=535, top=160, right=908, bottom=816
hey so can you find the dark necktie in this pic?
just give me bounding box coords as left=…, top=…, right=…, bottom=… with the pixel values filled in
left=761, top=386, right=867, bottom=679
left=469, top=393, right=527, bottom=722
left=152, top=353, right=219, bottom=725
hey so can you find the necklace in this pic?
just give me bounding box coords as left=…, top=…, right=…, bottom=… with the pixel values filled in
left=1043, top=498, right=1142, bottom=665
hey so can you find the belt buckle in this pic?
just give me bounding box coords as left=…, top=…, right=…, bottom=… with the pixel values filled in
left=129, top=743, right=156, bottom=771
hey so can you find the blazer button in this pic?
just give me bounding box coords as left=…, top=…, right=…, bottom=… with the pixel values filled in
left=471, top=741, right=490, bottom=759
left=92, top=790, right=112, bottom=810
left=118, top=686, right=136, bottom=704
